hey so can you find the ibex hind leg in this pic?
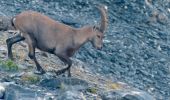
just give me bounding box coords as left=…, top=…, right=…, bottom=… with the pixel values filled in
left=6, top=34, right=25, bottom=60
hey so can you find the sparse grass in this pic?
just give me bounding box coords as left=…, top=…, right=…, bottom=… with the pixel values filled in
left=15, top=49, right=26, bottom=61
left=0, top=59, right=18, bottom=72
left=21, top=74, right=40, bottom=84
left=107, top=83, right=121, bottom=90
left=58, top=82, right=66, bottom=90
left=86, top=87, right=98, bottom=94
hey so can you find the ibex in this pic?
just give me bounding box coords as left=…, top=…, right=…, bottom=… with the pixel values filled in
left=6, top=5, right=108, bottom=77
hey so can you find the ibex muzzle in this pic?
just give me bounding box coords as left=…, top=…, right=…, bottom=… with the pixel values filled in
left=6, top=5, right=108, bottom=77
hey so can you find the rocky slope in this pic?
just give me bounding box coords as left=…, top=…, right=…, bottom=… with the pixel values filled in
left=0, top=0, right=170, bottom=99
left=0, top=31, right=155, bottom=100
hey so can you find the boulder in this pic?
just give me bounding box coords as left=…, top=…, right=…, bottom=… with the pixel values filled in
left=0, top=16, right=13, bottom=31
left=57, top=90, right=86, bottom=100
left=40, top=77, right=89, bottom=90
left=0, top=85, right=5, bottom=99
left=5, top=84, right=53, bottom=100
left=100, top=89, right=155, bottom=100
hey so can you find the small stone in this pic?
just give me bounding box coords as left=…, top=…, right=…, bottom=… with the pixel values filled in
left=57, top=91, right=86, bottom=100
left=122, top=94, right=143, bottom=100
left=124, top=6, right=128, bottom=9
left=157, top=13, right=168, bottom=24
left=0, top=46, right=6, bottom=51
left=168, top=8, right=170, bottom=13
left=0, top=85, right=5, bottom=99
left=17, top=64, right=28, bottom=70
left=41, top=52, right=48, bottom=57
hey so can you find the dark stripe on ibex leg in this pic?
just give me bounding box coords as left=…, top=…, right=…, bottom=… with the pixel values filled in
left=47, top=48, right=55, bottom=54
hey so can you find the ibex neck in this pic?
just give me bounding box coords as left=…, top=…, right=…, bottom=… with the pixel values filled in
left=73, top=26, right=93, bottom=48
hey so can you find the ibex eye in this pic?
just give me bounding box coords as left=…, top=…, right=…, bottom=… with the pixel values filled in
left=97, top=35, right=101, bottom=38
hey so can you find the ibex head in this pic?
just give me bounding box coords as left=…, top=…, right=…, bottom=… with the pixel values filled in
left=91, top=5, right=108, bottom=50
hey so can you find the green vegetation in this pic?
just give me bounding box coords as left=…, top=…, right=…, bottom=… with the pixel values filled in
left=57, top=82, right=66, bottom=90
left=0, top=59, right=18, bottom=72
left=86, top=87, right=98, bottom=94
left=21, top=74, right=40, bottom=84
left=106, top=83, right=121, bottom=90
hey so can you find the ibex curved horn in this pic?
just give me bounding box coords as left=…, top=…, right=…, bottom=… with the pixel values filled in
left=96, top=4, right=108, bottom=33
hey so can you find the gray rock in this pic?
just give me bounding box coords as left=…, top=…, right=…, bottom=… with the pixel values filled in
left=100, top=89, right=155, bottom=100
left=0, top=16, right=13, bottom=31
left=4, top=81, right=87, bottom=100
left=0, top=85, right=5, bottom=99
left=4, top=84, right=51, bottom=100
left=100, top=90, right=122, bottom=100
left=0, top=82, right=15, bottom=99
left=61, top=17, right=81, bottom=28
left=57, top=90, right=86, bottom=100
left=40, top=77, right=89, bottom=90
left=122, top=94, right=144, bottom=100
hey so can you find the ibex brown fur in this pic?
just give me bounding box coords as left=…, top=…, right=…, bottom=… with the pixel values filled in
left=6, top=5, right=108, bottom=76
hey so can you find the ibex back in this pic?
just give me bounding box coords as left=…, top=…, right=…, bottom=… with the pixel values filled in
left=6, top=5, right=108, bottom=77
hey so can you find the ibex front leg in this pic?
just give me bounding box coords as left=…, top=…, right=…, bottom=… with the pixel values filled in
left=27, top=43, right=45, bottom=74
left=6, top=34, right=25, bottom=60
left=55, top=54, right=72, bottom=77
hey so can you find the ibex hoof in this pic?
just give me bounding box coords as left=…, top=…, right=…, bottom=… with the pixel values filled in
left=68, top=74, right=71, bottom=77
left=8, top=55, right=14, bottom=60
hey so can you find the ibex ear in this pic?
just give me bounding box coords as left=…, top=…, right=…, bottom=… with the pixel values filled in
left=93, top=26, right=101, bottom=32
left=93, top=26, right=97, bottom=30
left=93, top=26, right=98, bottom=32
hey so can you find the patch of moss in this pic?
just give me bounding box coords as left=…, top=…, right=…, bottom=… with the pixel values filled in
left=57, top=82, right=66, bottom=90
left=108, top=83, right=121, bottom=90
left=21, top=74, right=40, bottom=84
left=86, top=87, right=98, bottom=94
left=0, top=59, right=18, bottom=72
